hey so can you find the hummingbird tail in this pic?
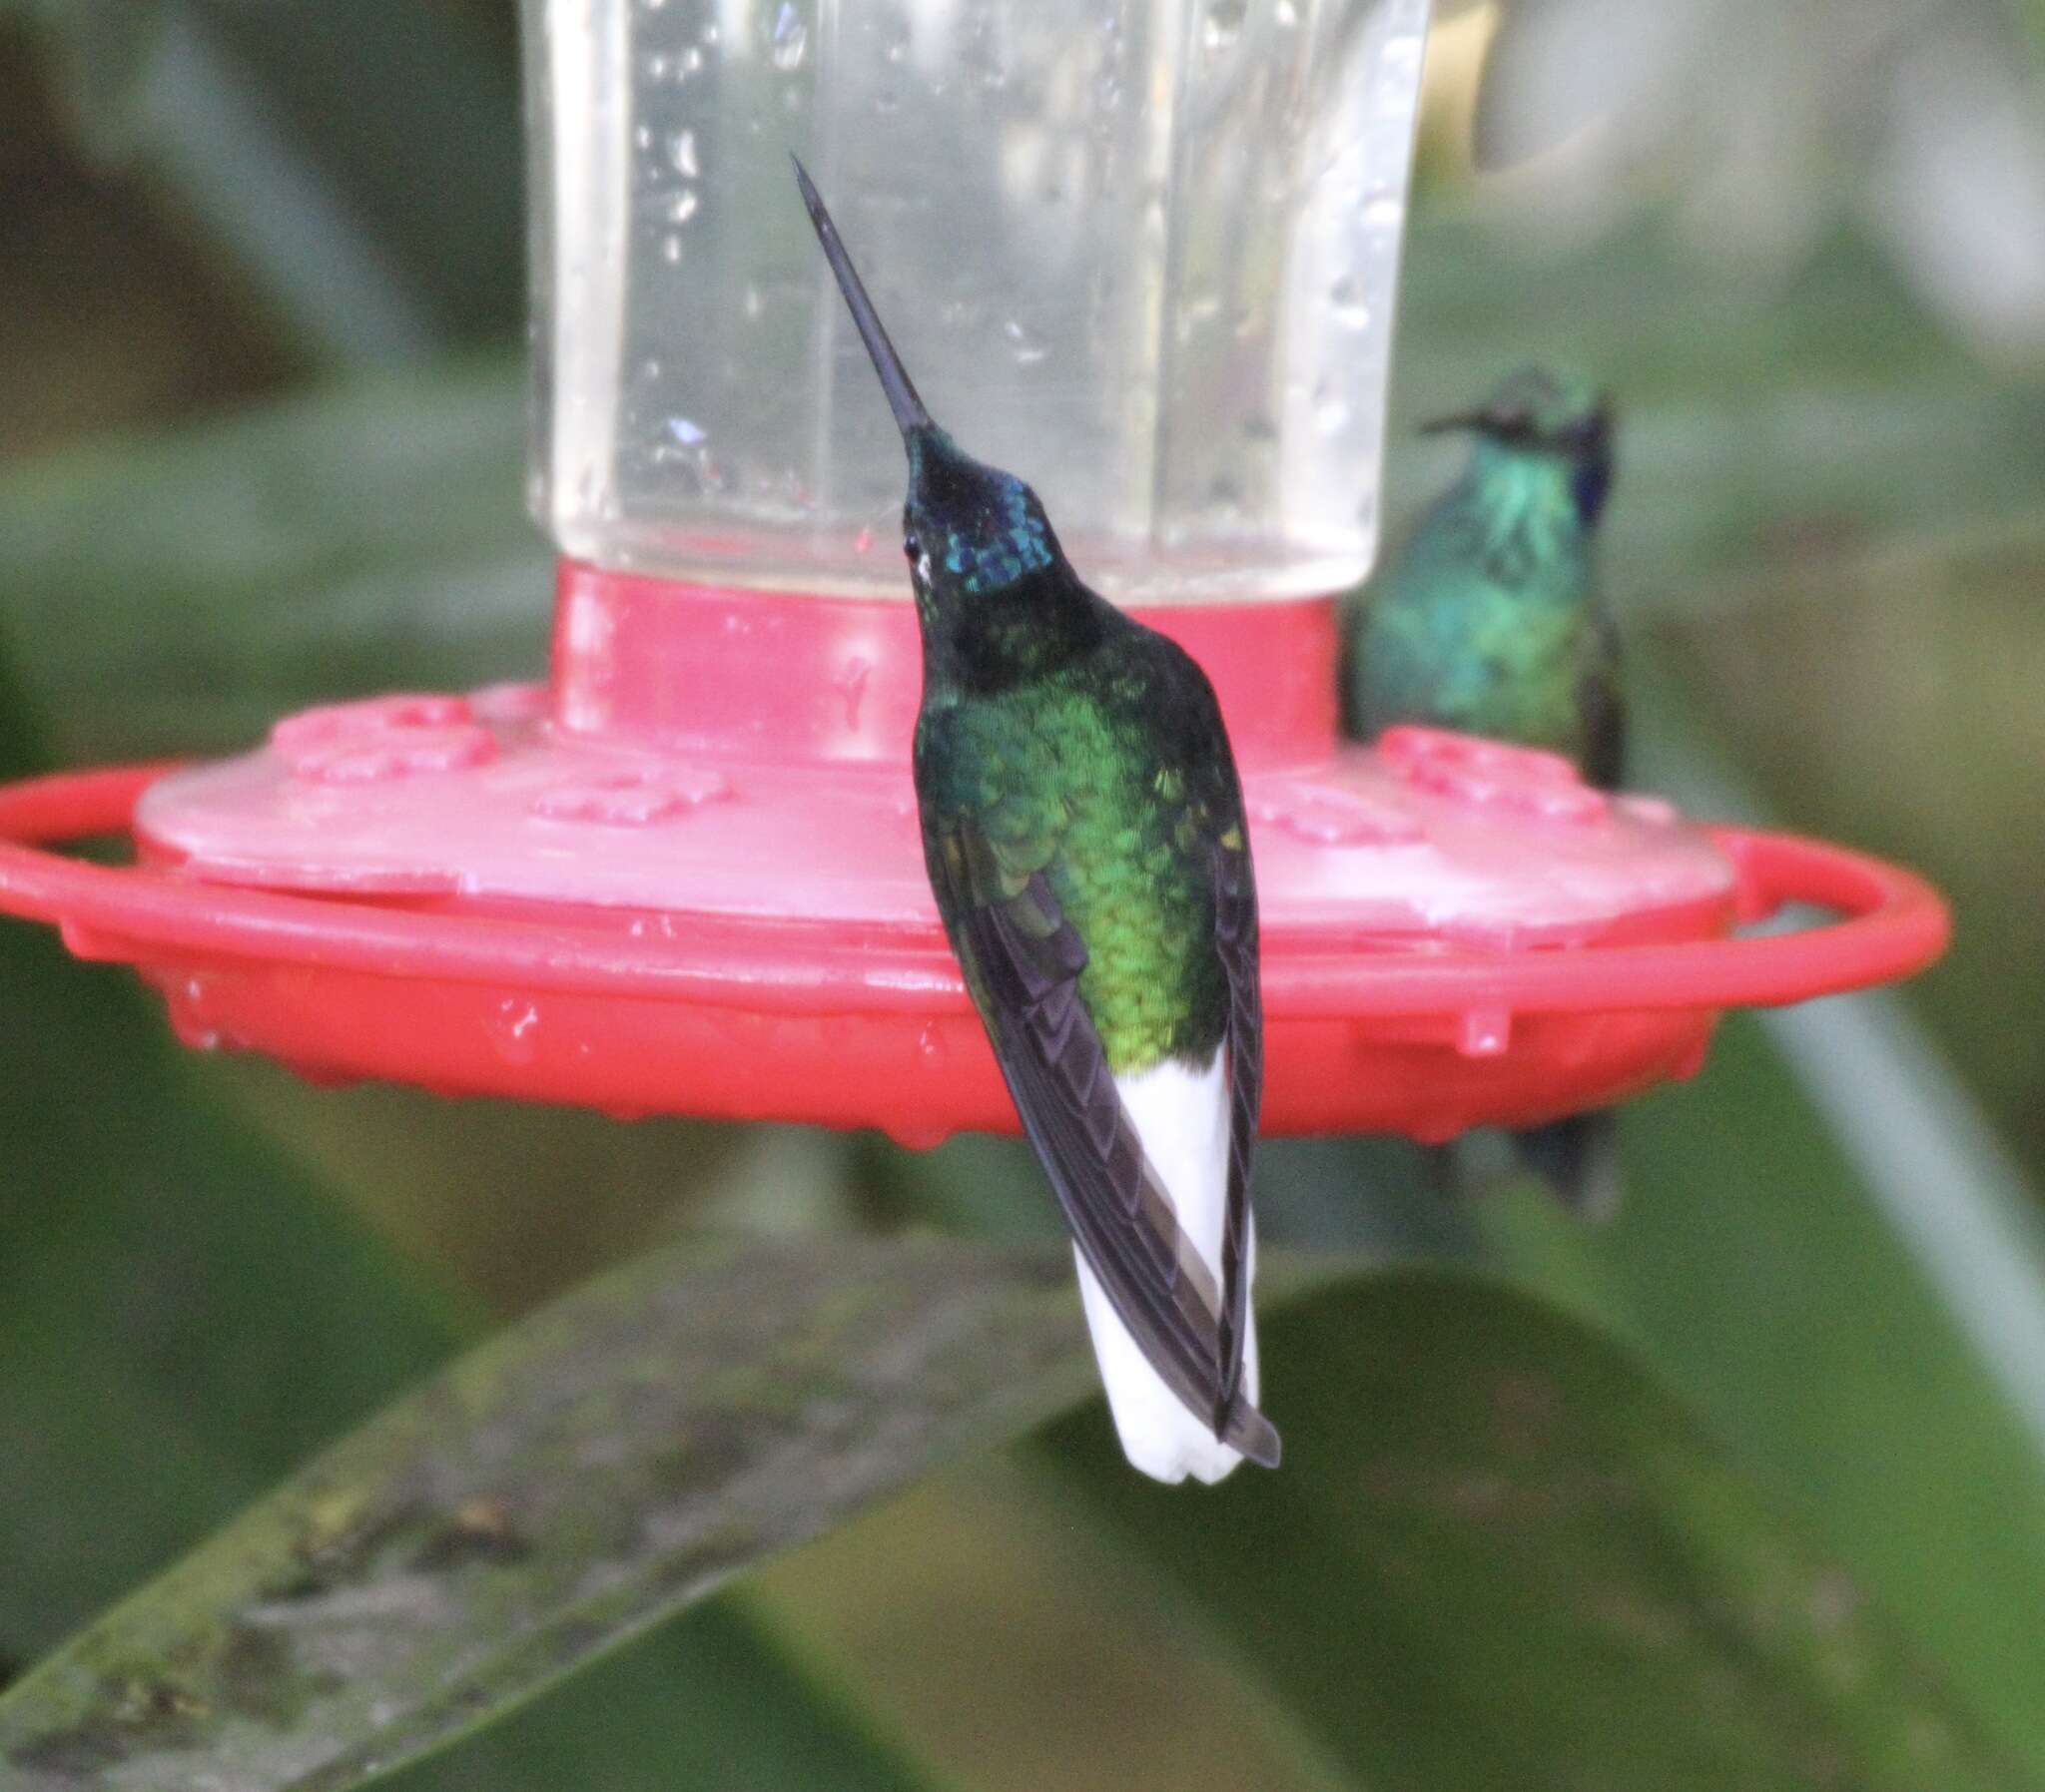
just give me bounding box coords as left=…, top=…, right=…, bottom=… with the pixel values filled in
left=1072, top=1050, right=1272, bottom=1485
left=1512, top=1109, right=1623, bottom=1221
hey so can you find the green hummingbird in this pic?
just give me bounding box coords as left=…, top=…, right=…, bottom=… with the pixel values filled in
left=1342, top=367, right=1625, bottom=1215
left=795, top=161, right=1278, bottom=1483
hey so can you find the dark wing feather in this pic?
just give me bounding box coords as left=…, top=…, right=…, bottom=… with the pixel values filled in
left=1210, top=828, right=1261, bottom=1429
left=931, top=822, right=1277, bottom=1467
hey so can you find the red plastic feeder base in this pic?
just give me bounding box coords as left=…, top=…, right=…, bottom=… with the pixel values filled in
left=0, top=567, right=1949, bottom=1146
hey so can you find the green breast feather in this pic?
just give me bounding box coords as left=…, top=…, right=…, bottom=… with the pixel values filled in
left=1349, top=449, right=1611, bottom=764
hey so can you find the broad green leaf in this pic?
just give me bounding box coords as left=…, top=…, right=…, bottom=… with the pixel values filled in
left=1051, top=1272, right=2033, bottom=1791
left=744, top=1460, right=1355, bottom=1792
left=1452, top=649, right=2045, bottom=1778
left=0, top=638, right=459, bottom=1657
left=5, top=1231, right=2026, bottom=1792
left=0, top=931, right=942, bottom=1792
left=1564, top=1017, right=2045, bottom=1779
left=0, top=356, right=539, bottom=764
left=378, top=1604, right=936, bottom=1792
left=0, top=1235, right=1089, bottom=1792
left=0, top=648, right=942, bottom=1792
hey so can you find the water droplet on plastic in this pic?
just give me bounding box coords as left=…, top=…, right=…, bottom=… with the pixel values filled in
left=1203, top=0, right=1246, bottom=51
left=1003, top=318, right=1048, bottom=365
left=1242, top=411, right=1277, bottom=442
left=493, top=999, right=542, bottom=1066
left=633, top=124, right=653, bottom=151
left=1313, top=382, right=1350, bottom=434
left=1362, top=193, right=1404, bottom=230
left=664, top=187, right=700, bottom=225
left=666, top=129, right=699, bottom=177
left=961, top=21, right=1006, bottom=89
left=743, top=283, right=763, bottom=318
left=638, top=356, right=662, bottom=380
left=700, top=19, right=719, bottom=44
left=833, top=656, right=872, bottom=730
left=1274, top=0, right=1298, bottom=24
left=667, top=416, right=707, bottom=446
left=644, top=52, right=671, bottom=80
left=853, top=525, right=874, bottom=553
left=770, top=3, right=808, bottom=71
left=661, top=234, right=683, bottom=264
left=1458, top=1007, right=1512, bottom=1059
left=918, top=1024, right=948, bottom=1068
left=1330, top=275, right=1370, bottom=328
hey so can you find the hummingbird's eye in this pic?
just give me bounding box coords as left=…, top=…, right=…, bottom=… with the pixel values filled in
left=903, top=533, right=921, bottom=560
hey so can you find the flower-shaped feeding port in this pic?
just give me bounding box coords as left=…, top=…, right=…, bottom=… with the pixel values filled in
left=0, top=0, right=1948, bottom=1147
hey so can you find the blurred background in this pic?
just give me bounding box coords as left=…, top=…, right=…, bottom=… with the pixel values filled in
left=2, top=2, right=2043, bottom=1788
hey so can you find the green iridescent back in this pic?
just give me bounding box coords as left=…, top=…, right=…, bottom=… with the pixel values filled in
left=915, top=627, right=1240, bottom=1075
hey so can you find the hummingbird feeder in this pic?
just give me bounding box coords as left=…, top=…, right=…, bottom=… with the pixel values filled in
left=0, top=0, right=1946, bottom=1149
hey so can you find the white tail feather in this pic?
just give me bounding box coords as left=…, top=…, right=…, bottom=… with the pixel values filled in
left=1073, top=1050, right=1258, bottom=1485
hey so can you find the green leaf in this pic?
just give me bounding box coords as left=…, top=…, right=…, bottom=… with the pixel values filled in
left=1050, top=1271, right=2034, bottom=1791
left=1584, top=1017, right=2045, bottom=1779
left=0, top=356, right=539, bottom=765
left=0, top=1235, right=1089, bottom=1791
left=0, top=636, right=460, bottom=1659
left=6, top=1233, right=2025, bottom=1792
left=0, top=646, right=944, bottom=1792
left=1462, top=648, right=2045, bottom=1777
left=378, top=1604, right=936, bottom=1792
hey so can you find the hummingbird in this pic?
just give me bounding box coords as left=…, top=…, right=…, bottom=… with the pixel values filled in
left=795, top=159, right=1277, bottom=1484
left=1341, top=367, right=1625, bottom=1215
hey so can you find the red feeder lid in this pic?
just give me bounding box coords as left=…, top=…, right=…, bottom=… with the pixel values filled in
left=0, top=566, right=1949, bottom=1147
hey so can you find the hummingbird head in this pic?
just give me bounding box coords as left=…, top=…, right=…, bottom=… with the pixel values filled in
left=794, top=158, right=1097, bottom=678
left=1422, top=367, right=1616, bottom=528
left=900, top=427, right=1060, bottom=606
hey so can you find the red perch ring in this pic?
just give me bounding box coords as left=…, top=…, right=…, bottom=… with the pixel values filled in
left=0, top=574, right=1949, bottom=1147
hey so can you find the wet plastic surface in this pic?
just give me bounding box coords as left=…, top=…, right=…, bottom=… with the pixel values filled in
left=0, top=573, right=1950, bottom=1145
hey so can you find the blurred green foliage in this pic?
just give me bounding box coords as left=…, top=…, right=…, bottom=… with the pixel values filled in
left=2, top=4, right=2043, bottom=1788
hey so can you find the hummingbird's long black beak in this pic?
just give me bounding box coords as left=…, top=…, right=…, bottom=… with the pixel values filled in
left=792, top=156, right=933, bottom=440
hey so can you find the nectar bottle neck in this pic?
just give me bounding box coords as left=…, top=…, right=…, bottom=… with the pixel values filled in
left=550, top=559, right=1340, bottom=771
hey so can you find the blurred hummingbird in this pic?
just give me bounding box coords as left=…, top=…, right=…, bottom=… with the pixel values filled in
left=1342, top=367, right=1625, bottom=1215
left=795, top=160, right=1278, bottom=1483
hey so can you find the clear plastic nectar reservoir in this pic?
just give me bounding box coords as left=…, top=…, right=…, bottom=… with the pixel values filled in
left=522, top=0, right=1433, bottom=604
